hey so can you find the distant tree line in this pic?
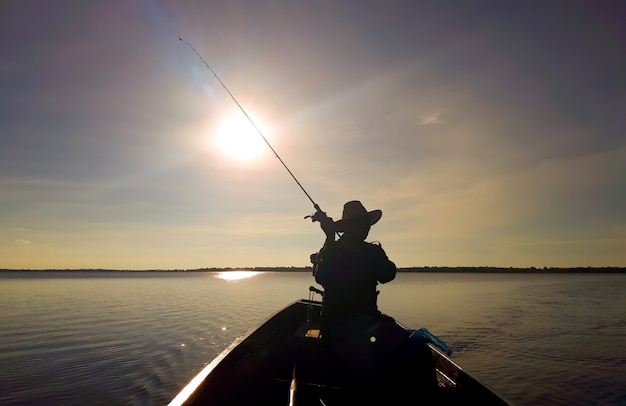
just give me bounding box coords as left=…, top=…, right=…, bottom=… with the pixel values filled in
left=1, top=266, right=625, bottom=273
left=396, top=266, right=626, bottom=273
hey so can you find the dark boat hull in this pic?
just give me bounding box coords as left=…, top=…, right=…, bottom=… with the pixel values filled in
left=169, top=299, right=510, bottom=405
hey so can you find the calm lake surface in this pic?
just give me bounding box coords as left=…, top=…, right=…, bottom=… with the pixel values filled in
left=1, top=271, right=625, bottom=405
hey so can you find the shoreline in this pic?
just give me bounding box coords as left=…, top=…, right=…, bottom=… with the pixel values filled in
left=1, top=266, right=625, bottom=273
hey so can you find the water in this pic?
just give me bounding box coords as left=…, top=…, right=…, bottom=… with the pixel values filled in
left=1, top=271, right=625, bottom=405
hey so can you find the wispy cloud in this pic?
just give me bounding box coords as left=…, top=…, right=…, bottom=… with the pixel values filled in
left=419, top=111, right=444, bottom=125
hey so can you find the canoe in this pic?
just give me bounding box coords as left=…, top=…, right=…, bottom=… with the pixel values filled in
left=169, top=291, right=510, bottom=405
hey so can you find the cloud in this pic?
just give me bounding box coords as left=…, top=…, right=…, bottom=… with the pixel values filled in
left=418, top=111, right=444, bottom=125
left=14, top=239, right=31, bottom=244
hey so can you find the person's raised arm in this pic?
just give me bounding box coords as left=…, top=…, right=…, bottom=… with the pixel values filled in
left=312, top=210, right=336, bottom=245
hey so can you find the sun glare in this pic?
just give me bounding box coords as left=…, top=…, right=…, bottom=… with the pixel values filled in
left=215, top=270, right=262, bottom=281
left=213, top=113, right=269, bottom=162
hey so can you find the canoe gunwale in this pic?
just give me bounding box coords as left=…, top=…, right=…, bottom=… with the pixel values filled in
left=168, top=299, right=306, bottom=406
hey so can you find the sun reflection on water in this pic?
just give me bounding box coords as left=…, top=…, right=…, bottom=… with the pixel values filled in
left=215, top=270, right=262, bottom=281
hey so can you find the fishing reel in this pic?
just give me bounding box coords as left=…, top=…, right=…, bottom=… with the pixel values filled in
left=305, top=209, right=337, bottom=240
left=304, top=210, right=332, bottom=224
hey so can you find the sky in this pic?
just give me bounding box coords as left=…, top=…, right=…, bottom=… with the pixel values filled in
left=1, top=1, right=625, bottom=270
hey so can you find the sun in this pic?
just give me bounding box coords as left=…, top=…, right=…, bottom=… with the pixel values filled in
left=213, top=113, right=269, bottom=162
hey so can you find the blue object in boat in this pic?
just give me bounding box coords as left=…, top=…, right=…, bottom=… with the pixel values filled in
left=408, top=327, right=453, bottom=355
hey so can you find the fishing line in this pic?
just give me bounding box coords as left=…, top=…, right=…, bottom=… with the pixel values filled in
left=179, top=38, right=322, bottom=214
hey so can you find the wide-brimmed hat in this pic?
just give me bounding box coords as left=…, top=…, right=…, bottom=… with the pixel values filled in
left=334, top=200, right=382, bottom=232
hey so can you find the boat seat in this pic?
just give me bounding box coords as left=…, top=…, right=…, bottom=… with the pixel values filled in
left=293, top=317, right=322, bottom=338
left=304, top=329, right=321, bottom=338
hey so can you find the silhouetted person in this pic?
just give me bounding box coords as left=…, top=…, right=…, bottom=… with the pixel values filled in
left=311, top=201, right=438, bottom=398
left=312, top=200, right=397, bottom=336
left=310, top=201, right=398, bottom=384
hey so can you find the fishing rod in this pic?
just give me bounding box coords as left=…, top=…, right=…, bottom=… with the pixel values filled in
left=179, top=37, right=325, bottom=219
left=178, top=37, right=322, bottom=213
